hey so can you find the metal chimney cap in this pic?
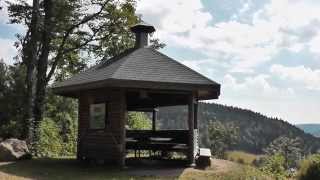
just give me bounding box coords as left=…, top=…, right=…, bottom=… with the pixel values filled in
left=130, top=21, right=156, bottom=34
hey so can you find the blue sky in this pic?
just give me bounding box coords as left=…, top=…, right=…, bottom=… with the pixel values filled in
left=0, top=0, right=319, bottom=124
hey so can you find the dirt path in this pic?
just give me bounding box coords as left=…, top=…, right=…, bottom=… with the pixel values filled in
left=210, top=158, right=238, bottom=173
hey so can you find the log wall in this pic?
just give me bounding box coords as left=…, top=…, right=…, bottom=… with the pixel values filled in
left=77, top=88, right=126, bottom=166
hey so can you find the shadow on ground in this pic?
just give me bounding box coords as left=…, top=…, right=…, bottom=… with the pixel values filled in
left=0, top=158, right=187, bottom=180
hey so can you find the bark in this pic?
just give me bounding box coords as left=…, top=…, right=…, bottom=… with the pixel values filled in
left=33, top=0, right=53, bottom=156
left=23, top=0, right=40, bottom=140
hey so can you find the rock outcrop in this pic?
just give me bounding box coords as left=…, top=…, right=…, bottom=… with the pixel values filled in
left=0, top=138, right=30, bottom=161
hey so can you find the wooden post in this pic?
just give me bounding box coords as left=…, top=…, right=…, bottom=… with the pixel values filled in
left=194, top=99, right=199, bottom=160
left=194, top=101, right=198, bottom=130
left=119, top=89, right=126, bottom=168
left=152, top=108, right=158, bottom=131
left=188, top=93, right=195, bottom=166
left=76, top=98, right=81, bottom=160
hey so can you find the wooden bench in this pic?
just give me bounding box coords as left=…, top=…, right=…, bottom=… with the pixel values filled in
left=196, top=148, right=211, bottom=168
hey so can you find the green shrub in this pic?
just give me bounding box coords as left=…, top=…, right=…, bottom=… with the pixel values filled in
left=263, top=136, right=302, bottom=169
left=298, top=154, right=320, bottom=180
left=226, top=165, right=270, bottom=180
left=36, top=118, right=63, bottom=157
left=208, top=121, right=239, bottom=158
left=260, top=153, right=287, bottom=179
left=0, top=120, right=21, bottom=139
left=128, top=112, right=151, bottom=130
left=253, top=157, right=265, bottom=167
left=54, top=112, right=77, bottom=156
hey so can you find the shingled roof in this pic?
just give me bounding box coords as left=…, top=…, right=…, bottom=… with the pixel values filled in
left=52, top=23, right=220, bottom=100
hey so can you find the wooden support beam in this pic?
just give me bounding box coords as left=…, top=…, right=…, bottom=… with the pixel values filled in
left=126, top=88, right=190, bottom=95
left=194, top=101, right=198, bottom=129
left=188, top=93, right=195, bottom=165
left=152, top=108, right=158, bottom=131
left=119, top=89, right=126, bottom=168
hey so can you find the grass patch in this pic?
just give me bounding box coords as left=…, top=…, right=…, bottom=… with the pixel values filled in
left=226, top=151, right=261, bottom=165
left=0, top=157, right=273, bottom=180
left=0, top=158, right=175, bottom=180
left=180, top=164, right=271, bottom=180
left=224, top=165, right=271, bottom=180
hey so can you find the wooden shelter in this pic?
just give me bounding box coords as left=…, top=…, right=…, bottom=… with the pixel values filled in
left=52, top=22, right=221, bottom=167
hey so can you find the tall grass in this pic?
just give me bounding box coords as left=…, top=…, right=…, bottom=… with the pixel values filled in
left=225, top=151, right=261, bottom=165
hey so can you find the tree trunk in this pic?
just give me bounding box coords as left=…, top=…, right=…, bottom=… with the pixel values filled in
left=23, top=0, right=40, bottom=141
left=33, top=0, right=53, bottom=156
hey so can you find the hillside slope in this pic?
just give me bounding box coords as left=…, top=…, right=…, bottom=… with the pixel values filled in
left=157, top=103, right=320, bottom=154
left=297, top=124, right=320, bottom=137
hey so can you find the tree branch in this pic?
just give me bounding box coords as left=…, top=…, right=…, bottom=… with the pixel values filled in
left=46, top=0, right=110, bottom=82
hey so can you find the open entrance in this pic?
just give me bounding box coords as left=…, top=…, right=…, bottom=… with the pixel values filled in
left=125, top=109, right=189, bottom=161
left=125, top=90, right=198, bottom=164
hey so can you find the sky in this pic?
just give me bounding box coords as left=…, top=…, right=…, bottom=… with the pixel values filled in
left=0, top=0, right=319, bottom=124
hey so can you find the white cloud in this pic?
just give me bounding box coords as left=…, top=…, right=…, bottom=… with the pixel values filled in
left=222, top=73, right=295, bottom=98
left=137, top=0, right=320, bottom=73
left=0, top=1, right=9, bottom=23
left=180, top=58, right=229, bottom=78
left=0, top=38, right=17, bottom=64
left=271, top=64, right=320, bottom=91
left=309, top=33, right=320, bottom=55
left=137, top=0, right=211, bottom=34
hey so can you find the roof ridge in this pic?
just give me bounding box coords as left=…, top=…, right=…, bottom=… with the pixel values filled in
left=97, top=48, right=137, bottom=69
left=149, top=48, right=219, bottom=85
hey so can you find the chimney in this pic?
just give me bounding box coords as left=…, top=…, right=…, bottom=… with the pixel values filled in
left=130, top=21, right=155, bottom=48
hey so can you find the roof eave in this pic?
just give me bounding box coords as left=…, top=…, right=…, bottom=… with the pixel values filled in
left=52, top=78, right=221, bottom=99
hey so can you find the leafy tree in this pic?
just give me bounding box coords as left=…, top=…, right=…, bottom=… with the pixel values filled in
left=6, top=0, right=164, bottom=156
left=45, top=91, right=78, bottom=156
left=0, top=61, right=27, bottom=138
left=260, top=153, right=287, bottom=179
left=127, top=112, right=151, bottom=130
left=264, top=136, right=302, bottom=168
left=208, top=120, right=239, bottom=158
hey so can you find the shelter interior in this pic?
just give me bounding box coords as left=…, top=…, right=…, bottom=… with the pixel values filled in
left=77, top=87, right=199, bottom=167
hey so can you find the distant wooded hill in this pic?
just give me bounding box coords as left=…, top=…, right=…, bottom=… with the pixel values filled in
left=297, top=124, right=320, bottom=137
left=156, top=103, right=320, bottom=154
